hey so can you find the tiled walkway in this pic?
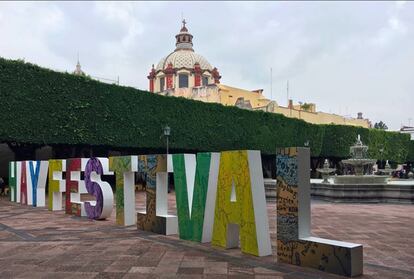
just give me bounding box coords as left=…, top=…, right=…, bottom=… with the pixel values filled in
left=0, top=194, right=413, bottom=279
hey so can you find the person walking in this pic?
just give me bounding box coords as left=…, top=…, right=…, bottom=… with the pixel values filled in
left=0, top=177, right=5, bottom=196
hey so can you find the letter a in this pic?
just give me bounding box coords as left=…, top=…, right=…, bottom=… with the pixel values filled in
left=212, top=150, right=271, bottom=256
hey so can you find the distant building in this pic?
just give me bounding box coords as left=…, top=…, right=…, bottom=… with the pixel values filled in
left=400, top=126, right=414, bottom=140
left=72, top=57, right=122, bottom=86
left=73, top=58, right=86, bottom=76
left=148, top=20, right=371, bottom=128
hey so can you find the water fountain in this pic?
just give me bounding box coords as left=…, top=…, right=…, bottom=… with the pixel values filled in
left=311, top=135, right=414, bottom=203
left=316, top=159, right=336, bottom=183
left=333, top=135, right=388, bottom=184
left=377, top=160, right=395, bottom=176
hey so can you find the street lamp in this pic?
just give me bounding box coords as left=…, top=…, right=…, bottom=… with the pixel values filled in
left=163, top=125, right=171, bottom=155
left=379, top=147, right=384, bottom=169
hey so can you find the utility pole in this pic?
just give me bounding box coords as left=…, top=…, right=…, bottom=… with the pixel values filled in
left=286, top=80, right=289, bottom=106
left=270, top=67, right=273, bottom=100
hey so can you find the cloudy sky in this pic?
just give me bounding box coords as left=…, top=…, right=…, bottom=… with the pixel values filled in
left=0, top=1, right=413, bottom=130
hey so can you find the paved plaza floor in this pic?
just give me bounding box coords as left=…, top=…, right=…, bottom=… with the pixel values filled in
left=0, top=193, right=413, bottom=279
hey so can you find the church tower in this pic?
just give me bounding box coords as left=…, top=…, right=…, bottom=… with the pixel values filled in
left=73, top=54, right=85, bottom=76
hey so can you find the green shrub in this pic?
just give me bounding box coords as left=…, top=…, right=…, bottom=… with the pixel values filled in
left=0, top=57, right=412, bottom=162
left=407, top=140, right=414, bottom=163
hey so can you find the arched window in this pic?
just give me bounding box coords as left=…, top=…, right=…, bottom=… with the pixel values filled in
left=160, top=77, right=165, bottom=92
left=179, top=74, right=189, bottom=88
left=202, top=76, right=209, bottom=86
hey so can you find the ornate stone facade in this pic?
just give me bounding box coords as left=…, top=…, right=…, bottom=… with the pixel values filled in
left=148, top=20, right=221, bottom=93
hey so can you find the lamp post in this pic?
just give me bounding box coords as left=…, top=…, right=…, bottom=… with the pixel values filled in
left=304, top=140, right=312, bottom=173
left=379, top=147, right=384, bottom=169
left=163, top=125, right=171, bottom=156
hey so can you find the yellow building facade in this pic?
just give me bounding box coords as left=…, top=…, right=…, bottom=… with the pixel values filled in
left=149, top=21, right=371, bottom=129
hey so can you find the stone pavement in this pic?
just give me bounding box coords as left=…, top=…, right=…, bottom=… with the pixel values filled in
left=0, top=194, right=413, bottom=279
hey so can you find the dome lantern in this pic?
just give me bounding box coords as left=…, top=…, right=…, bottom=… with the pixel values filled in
left=175, top=19, right=194, bottom=51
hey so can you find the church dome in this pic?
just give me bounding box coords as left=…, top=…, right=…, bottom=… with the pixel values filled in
left=155, top=19, right=213, bottom=72
left=148, top=19, right=221, bottom=93
left=156, top=51, right=212, bottom=71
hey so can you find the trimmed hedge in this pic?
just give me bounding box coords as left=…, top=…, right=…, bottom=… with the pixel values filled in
left=319, top=124, right=410, bottom=162
left=0, top=57, right=412, bottom=162
left=407, top=140, right=414, bottom=163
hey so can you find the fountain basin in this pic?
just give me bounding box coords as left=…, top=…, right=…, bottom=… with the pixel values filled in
left=311, top=179, right=414, bottom=204
left=264, top=178, right=414, bottom=204
left=333, top=175, right=389, bottom=184
left=341, top=159, right=377, bottom=165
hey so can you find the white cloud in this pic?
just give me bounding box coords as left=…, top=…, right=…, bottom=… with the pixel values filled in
left=370, top=1, right=408, bottom=46
left=93, top=2, right=144, bottom=48
left=396, top=1, right=406, bottom=10
left=0, top=2, right=68, bottom=69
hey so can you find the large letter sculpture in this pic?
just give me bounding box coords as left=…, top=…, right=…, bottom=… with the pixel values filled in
left=172, top=153, right=220, bottom=242
left=83, top=158, right=114, bottom=220
left=66, top=158, right=87, bottom=216
left=8, top=162, right=17, bottom=202
left=109, top=156, right=137, bottom=226
left=137, top=155, right=177, bottom=235
left=27, top=160, right=49, bottom=207
left=276, top=147, right=363, bottom=277
left=15, top=162, right=22, bottom=203
left=212, top=150, right=272, bottom=257
left=20, top=161, right=28, bottom=205
left=48, top=160, right=66, bottom=211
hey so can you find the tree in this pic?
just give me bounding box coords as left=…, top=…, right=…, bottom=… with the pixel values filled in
left=300, top=103, right=312, bottom=111
left=374, top=121, right=388, bottom=130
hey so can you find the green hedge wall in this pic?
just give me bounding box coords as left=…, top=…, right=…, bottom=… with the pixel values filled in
left=319, top=124, right=411, bottom=162
left=407, top=140, right=414, bottom=163
left=0, top=57, right=412, bottom=162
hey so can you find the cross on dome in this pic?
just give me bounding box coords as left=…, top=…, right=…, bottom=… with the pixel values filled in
left=180, top=18, right=189, bottom=33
